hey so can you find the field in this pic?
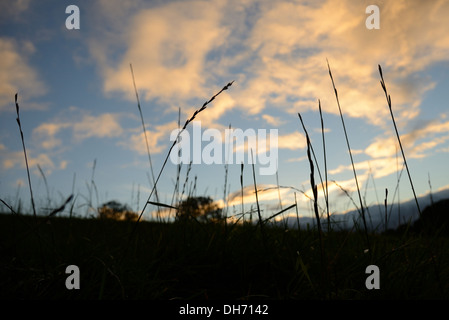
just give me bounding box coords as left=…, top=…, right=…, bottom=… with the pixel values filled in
left=1, top=64, right=448, bottom=301
left=0, top=211, right=448, bottom=300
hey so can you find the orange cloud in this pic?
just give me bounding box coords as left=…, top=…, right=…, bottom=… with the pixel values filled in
left=0, top=38, right=47, bottom=112
left=87, top=0, right=449, bottom=167
left=120, top=121, right=178, bottom=156
left=2, top=149, right=57, bottom=175
left=240, top=0, right=446, bottom=126
left=33, top=112, right=124, bottom=148
left=262, top=114, right=285, bottom=126
left=365, top=119, right=449, bottom=159
left=97, top=0, right=229, bottom=105
left=72, top=113, right=123, bottom=141
left=226, top=184, right=292, bottom=208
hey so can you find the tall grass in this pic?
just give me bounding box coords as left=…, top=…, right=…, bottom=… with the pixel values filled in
left=378, top=64, right=422, bottom=218
left=3, top=95, right=75, bottom=277
left=121, top=81, right=234, bottom=262
left=250, top=149, right=266, bottom=245
left=15, top=94, right=37, bottom=220
left=4, top=65, right=449, bottom=300
left=14, top=93, right=47, bottom=272
left=170, top=107, right=183, bottom=219
left=129, top=64, right=161, bottom=220
left=37, top=164, right=51, bottom=209
left=377, top=67, right=445, bottom=295
left=327, top=60, right=371, bottom=253
left=318, top=100, right=330, bottom=232
left=240, top=162, right=244, bottom=222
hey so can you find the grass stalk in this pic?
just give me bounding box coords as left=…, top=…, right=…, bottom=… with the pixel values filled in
left=223, top=124, right=231, bottom=231
left=170, top=107, right=183, bottom=219
left=378, top=64, right=422, bottom=218
left=14, top=93, right=48, bottom=273
left=318, top=100, right=330, bottom=232
left=180, top=161, right=192, bottom=201
left=305, top=127, right=326, bottom=292
left=388, top=161, right=405, bottom=224
left=130, top=63, right=161, bottom=220
left=251, top=149, right=262, bottom=225
left=384, top=188, right=388, bottom=232
left=276, top=168, right=283, bottom=211
left=240, top=162, right=244, bottom=222
left=306, top=135, right=322, bottom=237
left=428, top=172, right=434, bottom=206
left=262, top=203, right=296, bottom=225
left=251, top=149, right=267, bottom=249
left=297, top=113, right=326, bottom=207
left=121, top=81, right=234, bottom=263
left=142, top=80, right=233, bottom=221
left=326, top=60, right=371, bottom=253
left=396, top=146, right=401, bottom=226
left=37, top=164, right=51, bottom=209
left=15, top=94, right=37, bottom=220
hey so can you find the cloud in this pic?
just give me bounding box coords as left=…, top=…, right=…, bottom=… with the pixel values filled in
left=226, top=184, right=292, bottom=208
left=72, top=113, right=123, bottom=141
left=2, top=151, right=22, bottom=170
left=183, top=92, right=237, bottom=129
left=223, top=129, right=305, bottom=155
left=92, top=0, right=229, bottom=105
left=437, top=146, right=449, bottom=154
left=262, top=114, right=285, bottom=126
left=81, top=0, right=449, bottom=192
left=0, top=0, right=31, bottom=21
left=120, top=121, right=178, bottom=156
left=326, top=117, right=449, bottom=196
left=2, top=112, right=124, bottom=174
left=365, top=136, right=398, bottom=159
left=0, top=37, right=47, bottom=112
left=2, top=149, right=56, bottom=175
left=88, top=0, right=449, bottom=136
left=1, top=138, right=67, bottom=176
left=329, top=158, right=398, bottom=180
left=287, top=155, right=307, bottom=163
left=0, top=110, right=127, bottom=176
left=365, top=119, right=449, bottom=159
left=33, top=123, right=70, bottom=150
left=238, top=0, right=448, bottom=126
left=277, top=132, right=306, bottom=150
left=33, top=111, right=124, bottom=149
left=324, top=118, right=449, bottom=191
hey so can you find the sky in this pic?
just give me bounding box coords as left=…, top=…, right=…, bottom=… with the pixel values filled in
left=1, top=0, right=449, bottom=225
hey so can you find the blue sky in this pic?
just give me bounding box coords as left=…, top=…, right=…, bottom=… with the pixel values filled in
left=1, top=0, right=449, bottom=224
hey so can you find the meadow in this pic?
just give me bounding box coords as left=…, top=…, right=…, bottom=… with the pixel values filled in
left=1, top=210, right=448, bottom=300
left=1, top=64, right=448, bottom=300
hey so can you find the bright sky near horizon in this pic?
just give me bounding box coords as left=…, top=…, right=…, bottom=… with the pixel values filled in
left=1, top=0, right=449, bottom=223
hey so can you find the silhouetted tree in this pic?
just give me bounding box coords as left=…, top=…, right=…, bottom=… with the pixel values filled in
left=177, top=196, right=223, bottom=223
left=98, top=200, right=139, bottom=222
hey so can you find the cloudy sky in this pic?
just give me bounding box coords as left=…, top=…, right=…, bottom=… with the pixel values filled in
left=1, top=0, right=449, bottom=223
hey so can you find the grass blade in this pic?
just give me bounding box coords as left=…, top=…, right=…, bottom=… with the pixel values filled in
left=147, top=201, right=178, bottom=211
left=15, top=93, right=37, bottom=219
left=121, top=81, right=234, bottom=264
left=240, top=162, right=244, bottom=221
left=130, top=63, right=161, bottom=219
left=378, top=64, right=422, bottom=218
left=327, top=60, right=370, bottom=253
left=263, top=203, right=296, bottom=224
left=318, top=100, right=330, bottom=232
left=251, top=148, right=267, bottom=251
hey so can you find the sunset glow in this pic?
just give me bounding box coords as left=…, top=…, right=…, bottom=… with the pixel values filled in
left=1, top=0, right=449, bottom=227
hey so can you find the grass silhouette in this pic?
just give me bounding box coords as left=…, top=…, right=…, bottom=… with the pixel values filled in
left=1, top=66, right=448, bottom=300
